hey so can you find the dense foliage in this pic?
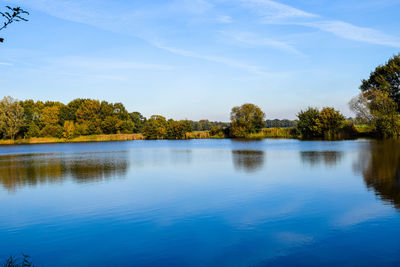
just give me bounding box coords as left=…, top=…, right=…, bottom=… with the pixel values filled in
left=350, top=90, right=400, bottom=138
left=0, top=97, right=197, bottom=140
left=350, top=54, right=400, bottom=138
left=265, top=119, right=296, bottom=128
left=230, top=103, right=266, bottom=137
left=297, top=107, right=348, bottom=139
left=361, top=54, right=400, bottom=111
left=190, top=120, right=230, bottom=131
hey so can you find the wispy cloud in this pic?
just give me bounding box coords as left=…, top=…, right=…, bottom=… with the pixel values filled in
left=240, top=0, right=317, bottom=19
left=221, top=31, right=303, bottom=55
left=53, top=56, right=173, bottom=71
left=153, top=43, right=272, bottom=76
left=0, top=62, right=13, bottom=66
left=243, top=0, right=400, bottom=48
left=302, top=20, right=400, bottom=47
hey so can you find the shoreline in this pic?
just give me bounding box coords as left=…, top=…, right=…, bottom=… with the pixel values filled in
left=0, top=134, right=145, bottom=146
left=0, top=126, right=374, bottom=146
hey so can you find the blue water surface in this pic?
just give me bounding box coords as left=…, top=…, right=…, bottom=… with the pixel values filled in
left=0, top=139, right=399, bottom=266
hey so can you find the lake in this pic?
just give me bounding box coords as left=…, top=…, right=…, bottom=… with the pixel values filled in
left=1, top=139, right=400, bottom=266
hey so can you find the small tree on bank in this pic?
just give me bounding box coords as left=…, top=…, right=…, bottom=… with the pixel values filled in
left=230, top=103, right=266, bottom=138
left=0, top=96, right=24, bottom=139
left=296, top=107, right=320, bottom=138
left=297, top=107, right=346, bottom=139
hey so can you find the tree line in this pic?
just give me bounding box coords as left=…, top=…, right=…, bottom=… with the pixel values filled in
left=229, top=53, right=400, bottom=140
left=0, top=97, right=240, bottom=141
left=1, top=54, right=400, bottom=141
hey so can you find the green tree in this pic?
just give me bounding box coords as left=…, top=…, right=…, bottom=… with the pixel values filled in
left=315, top=107, right=345, bottom=137
left=20, top=99, right=38, bottom=136
left=26, top=122, right=40, bottom=138
left=210, top=126, right=225, bottom=138
left=113, top=102, right=129, bottom=121
left=143, top=115, right=168, bottom=139
left=63, top=121, right=76, bottom=139
left=119, top=120, right=135, bottom=134
left=361, top=54, right=400, bottom=110
left=75, top=99, right=101, bottom=135
left=40, top=106, right=60, bottom=126
left=60, top=99, right=85, bottom=123
left=166, top=119, right=193, bottom=139
left=0, top=96, right=24, bottom=139
left=130, top=112, right=146, bottom=133
left=352, top=90, right=400, bottom=138
left=101, top=116, right=121, bottom=134
left=41, top=124, right=63, bottom=138
left=230, top=103, right=266, bottom=138
left=39, top=106, right=63, bottom=137
left=296, top=107, right=320, bottom=138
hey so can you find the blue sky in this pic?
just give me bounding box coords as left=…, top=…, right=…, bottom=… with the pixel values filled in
left=0, top=0, right=399, bottom=120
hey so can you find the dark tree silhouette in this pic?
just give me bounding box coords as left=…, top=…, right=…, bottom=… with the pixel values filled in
left=0, top=6, right=29, bottom=42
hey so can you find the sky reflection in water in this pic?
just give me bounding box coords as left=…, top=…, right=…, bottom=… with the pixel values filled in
left=0, top=139, right=400, bottom=266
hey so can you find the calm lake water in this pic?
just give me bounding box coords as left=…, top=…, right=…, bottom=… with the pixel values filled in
left=1, top=139, right=400, bottom=266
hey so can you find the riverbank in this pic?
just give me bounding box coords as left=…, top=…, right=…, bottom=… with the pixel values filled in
left=0, top=126, right=375, bottom=145
left=0, top=134, right=145, bottom=145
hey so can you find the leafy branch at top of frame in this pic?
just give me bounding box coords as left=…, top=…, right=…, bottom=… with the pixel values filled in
left=0, top=6, right=29, bottom=32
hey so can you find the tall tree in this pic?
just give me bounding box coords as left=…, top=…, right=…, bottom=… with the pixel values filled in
left=361, top=54, right=400, bottom=110
left=0, top=96, right=24, bottom=139
left=143, top=115, right=168, bottom=140
left=351, top=90, right=400, bottom=138
left=130, top=112, right=146, bottom=133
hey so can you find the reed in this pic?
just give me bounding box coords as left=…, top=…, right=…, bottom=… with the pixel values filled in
left=186, top=131, right=211, bottom=139
left=0, top=134, right=145, bottom=145
left=247, top=128, right=298, bottom=139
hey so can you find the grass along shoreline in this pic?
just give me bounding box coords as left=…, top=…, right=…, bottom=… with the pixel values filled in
left=0, top=126, right=375, bottom=146
left=0, top=134, right=145, bottom=145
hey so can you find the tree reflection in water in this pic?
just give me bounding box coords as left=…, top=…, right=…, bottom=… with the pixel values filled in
left=300, top=151, right=343, bottom=167
left=0, top=151, right=129, bottom=192
left=354, top=140, right=400, bottom=209
left=232, top=150, right=265, bottom=173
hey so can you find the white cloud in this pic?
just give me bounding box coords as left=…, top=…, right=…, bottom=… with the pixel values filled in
left=334, top=202, right=393, bottom=227
left=302, top=20, right=400, bottom=48
left=240, top=0, right=317, bottom=19
left=153, top=42, right=273, bottom=76
left=243, top=0, right=400, bottom=48
left=221, top=31, right=303, bottom=55
left=0, top=62, right=13, bottom=66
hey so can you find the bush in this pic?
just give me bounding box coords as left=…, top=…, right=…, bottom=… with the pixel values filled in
left=297, top=107, right=347, bottom=139
left=26, top=122, right=40, bottom=138
left=210, top=126, right=225, bottom=138
left=40, top=124, right=63, bottom=138
left=296, top=107, right=320, bottom=138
